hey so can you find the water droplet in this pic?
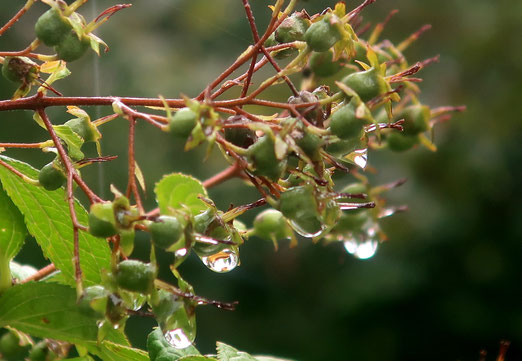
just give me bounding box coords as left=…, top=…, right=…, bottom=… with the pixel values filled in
left=175, top=248, right=188, bottom=257
left=343, top=237, right=378, bottom=259
left=201, top=248, right=239, bottom=273
left=164, top=328, right=192, bottom=349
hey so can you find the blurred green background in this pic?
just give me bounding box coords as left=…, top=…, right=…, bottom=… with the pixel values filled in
left=1, top=0, right=521, bottom=360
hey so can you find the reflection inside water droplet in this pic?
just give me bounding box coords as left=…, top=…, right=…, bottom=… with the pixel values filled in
left=175, top=248, right=188, bottom=257
left=343, top=238, right=378, bottom=259
left=353, top=148, right=368, bottom=169
left=201, top=248, right=239, bottom=273
left=164, top=328, right=192, bottom=349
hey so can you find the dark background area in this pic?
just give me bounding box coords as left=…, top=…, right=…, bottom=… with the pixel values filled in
left=1, top=0, right=521, bottom=360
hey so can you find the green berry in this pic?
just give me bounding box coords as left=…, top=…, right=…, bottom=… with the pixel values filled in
left=64, top=117, right=100, bottom=143
left=253, top=209, right=292, bottom=241
left=334, top=211, right=370, bottom=233
left=28, top=340, right=55, bottom=361
left=149, top=216, right=184, bottom=250
left=88, top=202, right=117, bottom=238
left=304, top=14, right=342, bottom=52
left=275, top=13, right=308, bottom=44
left=309, top=50, right=342, bottom=77
left=295, top=130, right=323, bottom=160
left=150, top=289, right=181, bottom=324
left=329, top=100, right=367, bottom=140
left=341, top=67, right=386, bottom=102
left=38, top=161, right=66, bottom=191
left=247, top=135, right=286, bottom=181
left=168, top=107, right=198, bottom=138
left=0, top=331, right=30, bottom=360
left=326, top=137, right=364, bottom=157
left=224, top=115, right=257, bottom=148
left=35, top=8, right=72, bottom=46
left=397, top=104, right=431, bottom=135
left=278, top=185, right=323, bottom=236
left=386, top=132, right=419, bottom=152
left=2, top=56, right=39, bottom=84
left=115, top=260, right=157, bottom=294
left=55, top=30, right=90, bottom=62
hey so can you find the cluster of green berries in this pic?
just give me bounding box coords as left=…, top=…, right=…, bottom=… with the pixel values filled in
left=35, top=6, right=91, bottom=62
left=161, top=3, right=460, bottom=251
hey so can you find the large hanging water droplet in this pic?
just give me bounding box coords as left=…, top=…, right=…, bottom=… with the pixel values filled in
left=164, top=328, right=192, bottom=349
left=343, top=237, right=378, bottom=259
left=288, top=219, right=326, bottom=238
left=201, top=248, right=239, bottom=273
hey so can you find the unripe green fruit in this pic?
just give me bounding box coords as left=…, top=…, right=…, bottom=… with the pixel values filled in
left=2, top=56, right=39, bottom=83
left=88, top=202, right=117, bottom=238
left=329, top=100, right=366, bottom=140
left=115, top=260, right=157, bottom=294
left=0, top=331, right=29, bottom=360
left=247, top=135, right=286, bottom=181
left=342, top=67, right=386, bottom=102
left=275, top=14, right=308, bottom=44
left=65, top=117, right=99, bottom=142
left=304, top=15, right=342, bottom=52
left=326, top=137, right=364, bottom=157
left=28, top=341, right=56, bottom=361
left=38, top=161, right=66, bottom=191
left=279, top=185, right=323, bottom=236
left=253, top=209, right=292, bottom=241
left=224, top=116, right=257, bottom=148
left=149, top=216, right=184, bottom=250
left=310, top=50, right=342, bottom=77
left=35, top=8, right=72, bottom=46
left=150, top=289, right=181, bottom=323
left=386, top=132, right=419, bottom=152
left=397, top=105, right=431, bottom=135
left=79, top=285, right=108, bottom=317
left=295, top=130, right=323, bottom=159
left=334, top=210, right=370, bottom=233
left=55, top=30, right=90, bottom=62
left=168, top=107, right=198, bottom=138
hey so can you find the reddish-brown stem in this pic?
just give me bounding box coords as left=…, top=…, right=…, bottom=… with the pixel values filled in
left=20, top=263, right=57, bottom=283
left=39, top=108, right=87, bottom=292
left=125, top=117, right=144, bottom=212
left=202, top=162, right=243, bottom=189
left=0, top=142, right=48, bottom=148
left=0, top=158, right=33, bottom=180
left=211, top=57, right=269, bottom=99
left=0, top=1, right=33, bottom=36
left=196, top=4, right=290, bottom=100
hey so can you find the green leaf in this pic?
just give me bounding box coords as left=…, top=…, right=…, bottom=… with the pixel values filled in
left=147, top=328, right=200, bottom=361
left=0, top=156, right=112, bottom=287
left=86, top=340, right=149, bottom=361
left=179, top=356, right=218, bottom=361
left=63, top=357, right=95, bottom=361
left=0, top=183, right=26, bottom=260
left=155, top=173, right=208, bottom=216
left=53, top=124, right=85, bottom=160
left=0, top=283, right=98, bottom=342
left=216, top=342, right=257, bottom=361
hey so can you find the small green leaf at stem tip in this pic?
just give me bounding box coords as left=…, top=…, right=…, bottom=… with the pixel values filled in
left=155, top=173, right=208, bottom=216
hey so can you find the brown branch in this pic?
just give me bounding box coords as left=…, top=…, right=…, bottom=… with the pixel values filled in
left=20, top=263, right=57, bottom=283
left=0, top=0, right=35, bottom=36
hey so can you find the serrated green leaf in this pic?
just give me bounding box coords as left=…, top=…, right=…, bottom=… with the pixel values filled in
left=61, top=357, right=95, bottom=361
left=53, top=125, right=85, bottom=160
left=155, top=173, right=208, bottom=216
left=216, top=342, right=257, bottom=361
left=86, top=340, right=149, bottom=361
left=0, top=283, right=98, bottom=342
left=0, top=156, right=112, bottom=287
left=0, top=183, right=26, bottom=260
left=147, top=328, right=200, bottom=361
